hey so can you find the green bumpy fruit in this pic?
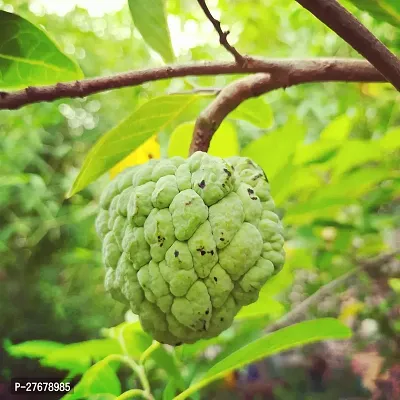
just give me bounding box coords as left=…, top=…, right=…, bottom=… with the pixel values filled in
left=96, top=151, right=285, bottom=345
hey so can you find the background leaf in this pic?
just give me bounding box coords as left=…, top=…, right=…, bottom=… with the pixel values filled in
left=228, top=97, right=274, bottom=129
left=68, top=94, right=209, bottom=197
left=4, top=340, right=64, bottom=359
left=128, top=0, right=175, bottom=62
left=174, top=318, right=352, bottom=400
left=0, top=11, right=83, bottom=89
left=70, top=358, right=121, bottom=398
left=242, top=116, right=306, bottom=180
left=168, top=121, right=239, bottom=158
left=346, top=0, right=400, bottom=26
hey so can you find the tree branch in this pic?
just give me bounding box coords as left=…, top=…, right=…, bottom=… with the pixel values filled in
left=265, top=269, right=358, bottom=334
left=197, top=0, right=246, bottom=64
left=295, top=0, right=400, bottom=91
left=189, top=73, right=280, bottom=154
left=0, top=58, right=385, bottom=111
left=265, top=251, right=400, bottom=333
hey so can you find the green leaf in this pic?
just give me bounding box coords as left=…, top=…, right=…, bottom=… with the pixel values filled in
left=151, top=346, right=185, bottom=388
left=102, top=321, right=150, bottom=360
left=293, top=141, right=340, bottom=165
left=260, top=262, right=294, bottom=297
left=346, top=0, right=400, bottom=26
left=72, top=358, right=121, bottom=398
left=5, top=340, right=64, bottom=359
left=379, top=127, right=400, bottom=152
left=242, top=116, right=306, bottom=180
left=163, top=380, right=177, bottom=400
left=313, top=167, right=392, bottom=201
left=228, top=97, right=274, bottom=129
left=0, top=11, right=83, bottom=90
left=128, top=0, right=175, bottom=63
left=284, top=197, right=350, bottom=225
left=235, top=293, right=284, bottom=320
left=174, top=319, right=352, bottom=400
left=320, top=114, right=353, bottom=141
left=40, top=339, right=122, bottom=373
left=330, top=140, right=383, bottom=178
left=389, top=278, right=400, bottom=293
left=68, top=95, right=208, bottom=197
left=168, top=121, right=239, bottom=158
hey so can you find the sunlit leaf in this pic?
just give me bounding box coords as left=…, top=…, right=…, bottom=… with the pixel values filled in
left=242, top=116, right=306, bottom=180
left=40, top=339, right=122, bottom=373
left=168, top=121, right=239, bottom=158
left=102, top=322, right=150, bottom=360
left=0, top=11, right=83, bottom=90
left=379, top=127, right=400, bottom=152
left=330, top=140, right=383, bottom=178
left=68, top=95, right=208, bottom=197
left=109, top=135, right=161, bottom=179
left=4, top=340, right=64, bottom=359
left=284, top=197, right=350, bottom=225
left=235, top=293, right=285, bottom=320
left=173, top=319, right=352, bottom=400
left=259, top=261, right=294, bottom=297
left=128, top=0, right=175, bottom=63
left=72, top=358, right=121, bottom=398
left=228, top=97, right=274, bottom=129
left=320, top=114, right=354, bottom=141
left=314, top=167, right=392, bottom=201
left=389, top=278, right=400, bottom=293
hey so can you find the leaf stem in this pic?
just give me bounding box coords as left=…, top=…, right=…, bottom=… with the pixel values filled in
left=115, top=389, right=149, bottom=400
left=139, top=341, right=161, bottom=365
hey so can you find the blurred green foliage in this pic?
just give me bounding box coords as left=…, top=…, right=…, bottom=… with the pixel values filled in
left=0, top=0, right=399, bottom=398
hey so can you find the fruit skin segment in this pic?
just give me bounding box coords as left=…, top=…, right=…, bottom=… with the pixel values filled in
left=96, top=151, right=285, bottom=345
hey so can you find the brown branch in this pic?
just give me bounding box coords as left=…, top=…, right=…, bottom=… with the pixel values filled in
left=265, top=251, right=400, bottom=333
left=189, top=73, right=281, bottom=154
left=295, top=0, right=400, bottom=91
left=0, top=58, right=385, bottom=111
left=265, top=269, right=358, bottom=334
left=197, top=0, right=245, bottom=64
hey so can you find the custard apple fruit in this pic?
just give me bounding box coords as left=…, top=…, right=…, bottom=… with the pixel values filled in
left=96, top=151, right=285, bottom=345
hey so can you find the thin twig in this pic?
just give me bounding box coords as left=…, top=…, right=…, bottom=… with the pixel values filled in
left=0, top=58, right=385, bottom=110
left=265, top=269, right=358, bottom=334
left=265, top=251, right=400, bottom=333
left=295, top=0, right=400, bottom=91
left=197, top=0, right=245, bottom=64
left=189, top=73, right=280, bottom=154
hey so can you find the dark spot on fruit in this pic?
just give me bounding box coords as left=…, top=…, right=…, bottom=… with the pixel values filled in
left=206, top=309, right=209, bottom=315
left=185, top=200, right=192, bottom=206
left=222, top=183, right=225, bottom=187
left=174, top=250, right=179, bottom=257
left=203, top=320, right=207, bottom=330
left=214, top=277, right=218, bottom=282
left=247, top=188, right=255, bottom=195
left=252, top=173, right=263, bottom=180
left=157, top=235, right=161, bottom=239
left=223, top=168, right=231, bottom=177
left=200, top=250, right=206, bottom=256
left=251, top=196, right=257, bottom=200
left=160, top=242, right=164, bottom=247
left=220, top=317, right=224, bottom=322
left=198, top=180, right=206, bottom=189
left=263, top=171, right=269, bottom=182
left=175, top=342, right=182, bottom=346
left=220, top=237, right=224, bottom=241
left=210, top=250, right=214, bottom=255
